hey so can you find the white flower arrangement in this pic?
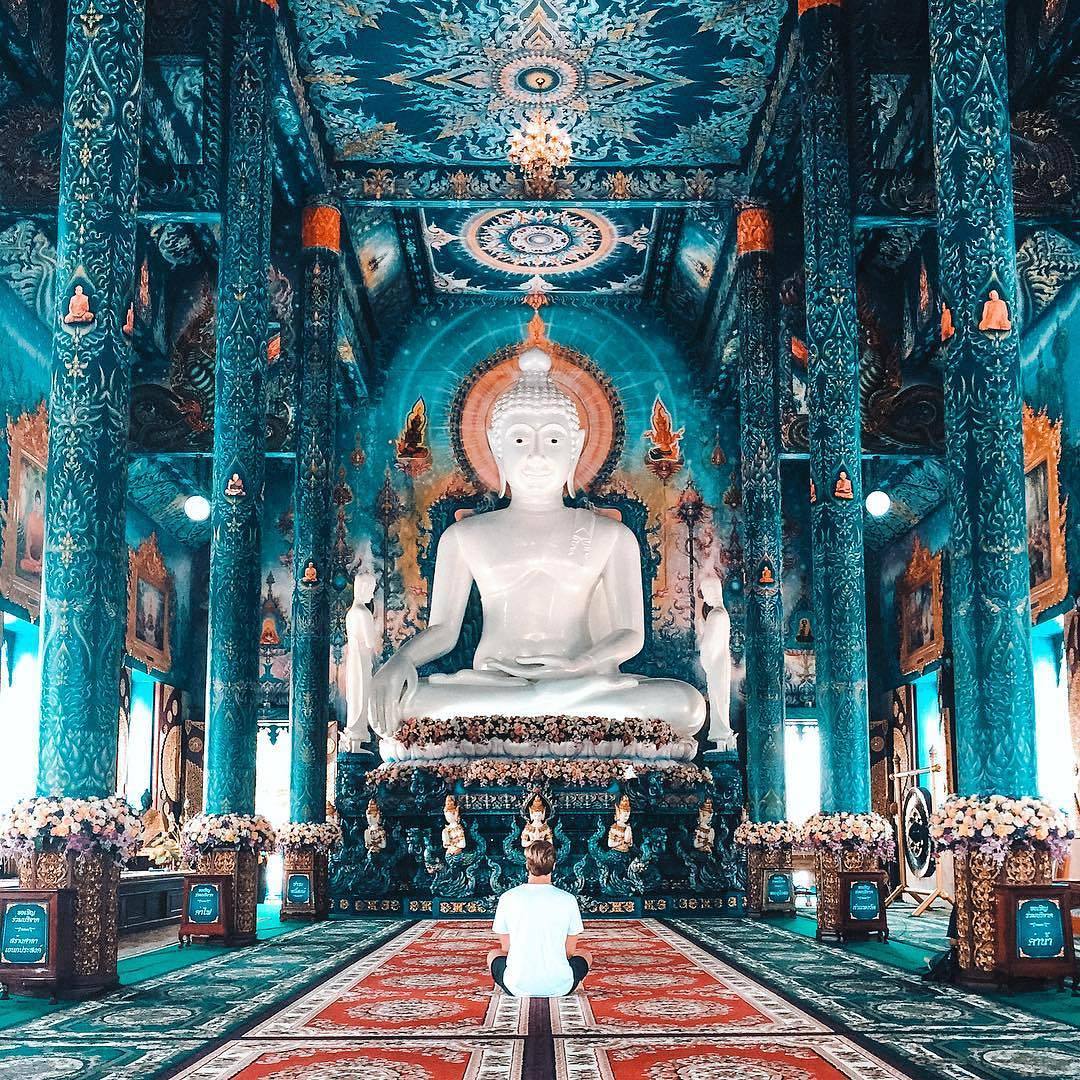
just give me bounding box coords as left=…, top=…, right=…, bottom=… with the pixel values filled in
left=0, top=795, right=142, bottom=863
left=276, top=820, right=342, bottom=853
left=929, top=794, right=1073, bottom=863
left=734, top=819, right=799, bottom=848
left=799, top=811, right=897, bottom=860
left=181, top=813, right=276, bottom=860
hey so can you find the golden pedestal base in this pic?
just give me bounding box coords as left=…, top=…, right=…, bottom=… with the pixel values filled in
left=195, top=848, right=259, bottom=944
left=17, top=850, right=119, bottom=996
left=814, top=849, right=880, bottom=939
left=280, top=847, right=330, bottom=921
left=745, top=845, right=793, bottom=916
left=953, top=848, right=1054, bottom=981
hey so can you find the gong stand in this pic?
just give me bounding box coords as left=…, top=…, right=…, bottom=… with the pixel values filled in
left=885, top=756, right=951, bottom=916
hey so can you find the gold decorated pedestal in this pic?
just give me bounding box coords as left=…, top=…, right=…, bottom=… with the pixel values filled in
left=17, top=850, right=119, bottom=996
left=745, top=845, right=793, bottom=916
left=953, top=847, right=1054, bottom=982
left=280, top=846, right=330, bottom=921
left=194, top=848, right=259, bottom=944
left=814, top=849, right=881, bottom=939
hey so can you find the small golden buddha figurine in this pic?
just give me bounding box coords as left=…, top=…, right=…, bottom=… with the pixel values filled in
left=63, top=285, right=94, bottom=325
left=364, top=799, right=387, bottom=854
left=834, top=470, right=854, bottom=500
left=693, top=798, right=715, bottom=853
left=759, top=562, right=775, bottom=586
left=521, top=794, right=552, bottom=849
left=940, top=304, right=954, bottom=341
left=442, top=795, right=466, bottom=858
left=224, top=472, right=245, bottom=497
left=979, top=290, right=1011, bottom=332
left=123, top=304, right=134, bottom=336
left=607, top=795, right=633, bottom=853
left=302, top=561, right=318, bottom=585
left=809, top=477, right=817, bottom=504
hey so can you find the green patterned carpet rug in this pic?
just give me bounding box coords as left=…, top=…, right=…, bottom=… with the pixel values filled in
left=669, top=916, right=1080, bottom=1080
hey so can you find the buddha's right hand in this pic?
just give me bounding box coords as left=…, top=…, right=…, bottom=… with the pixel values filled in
left=371, top=653, right=418, bottom=737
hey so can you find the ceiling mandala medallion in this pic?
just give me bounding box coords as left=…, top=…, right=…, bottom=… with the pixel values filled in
left=463, top=208, right=620, bottom=275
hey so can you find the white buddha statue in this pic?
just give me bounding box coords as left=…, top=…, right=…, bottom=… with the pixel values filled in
left=342, top=571, right=378, bottom=754
left=699, top=574, right=735, bottom=754
left=370, top=344, right=706, bottom=744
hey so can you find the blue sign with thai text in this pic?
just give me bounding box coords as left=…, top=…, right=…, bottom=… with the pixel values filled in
left=1, top=902, right=49, bottom=966
left=766, top=872, right=793, bottom=904
left=188, top=883, right=221, bottom=925
left=1016, top=898, right=1065, bottom=960
left=287, top=873, right=312, bottom=906
left=848, top=880, right=881, bottom=922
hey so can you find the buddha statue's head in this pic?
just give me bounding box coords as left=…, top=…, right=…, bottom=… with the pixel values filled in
left=488, top=346, right=585, bottom=500
left=700, top=573, right=725, bottom=610
left=353, top=570, right=376, bottom=605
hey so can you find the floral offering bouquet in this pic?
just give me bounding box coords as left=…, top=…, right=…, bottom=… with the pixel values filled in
left=181, top=813, right=277, bottom=861
left=799, top=811, right=896, bottom=860
left=276, top=820, right=343, bottom=853
left=0, top=795, right=142, bottom=863
left=929, top=794, right=1073, bottom=864
left=734, top=819, right=799, bottom=849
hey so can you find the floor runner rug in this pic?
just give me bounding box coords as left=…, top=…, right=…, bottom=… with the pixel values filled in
left=551, top=920, right=826, bottom=1036
left=669, top=916, right=1080, bottom=1080
left=248, top=920, right=528, bottom=1037
left=0, top=918, right=406, bottom=1080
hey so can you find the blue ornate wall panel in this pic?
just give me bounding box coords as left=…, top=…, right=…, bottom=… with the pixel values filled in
left=36, top=0, right=146, bottom=799
left=204, top=0, right=277, bottom=816
left=928, top=0, right=1037, bottom=799
left=797, top=0, right=871, bottom=815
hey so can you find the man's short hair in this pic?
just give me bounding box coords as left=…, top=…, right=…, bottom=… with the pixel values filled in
left=525, top=840, right=556, bottom=877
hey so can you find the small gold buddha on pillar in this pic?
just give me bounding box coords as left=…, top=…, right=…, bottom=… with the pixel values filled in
left=63, top=285, right=94, bottom=325
left=834, top=470, right=854, bottom=500
left=978, top=290, right=1011, bottom=332
left=607, top=795, right=633, bottom=853
left=442, top=795, right=466, bottom=857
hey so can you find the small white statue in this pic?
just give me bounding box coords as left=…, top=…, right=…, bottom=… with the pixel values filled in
left=442, top=795, right=466, bottom=858
left=364, top=798, right=387, bottom=854
left=694, top=798, right=715, bottom=853
left=520, top=793, right=553, bottom=848
left=342, top=571, right=377, bottom=753
left=699, top=574, right=736, bottom=753
left=607, top=794, right=633, bottom=852
left=369, top=340, right=706, bottom=743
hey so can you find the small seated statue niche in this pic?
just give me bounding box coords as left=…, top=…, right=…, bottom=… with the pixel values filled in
left=442, top=795, right=467, bottom=858
left=368, top=343, right=706, bottom=751
left=607, top=795, right=633, bottom=853
left=520, top=793, right=552, bottom=848
left=693, top=798, right=715, bottom=853
left=364, top=798, right=387, bottom=854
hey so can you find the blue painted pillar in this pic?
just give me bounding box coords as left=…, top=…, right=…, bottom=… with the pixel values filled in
left=736, top=206, right=787, bottom=822
left=928, top=0, right=1036, bottom=796
left=289, top=204, right=342, bottom=823
left=797, top=0, right=870, bottom=813
left=204, top=0, right=277, bottom=815
left=36, top=0, right=145, bottom=798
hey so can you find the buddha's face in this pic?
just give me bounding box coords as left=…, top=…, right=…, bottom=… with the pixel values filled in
left=530, top=810, right=545, bottom=825
left=491, top=408, right=583, bottom=499
left=700, top=576, right=725, bottom=608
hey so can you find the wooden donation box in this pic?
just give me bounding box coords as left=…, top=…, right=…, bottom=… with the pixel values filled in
left=838, top=872, right=889, bottom=942
left=178, top=875, right=234, bottom=946
left=0, top=890, right=75, bottom=998
left=281, top=867, right=316, bottom=917
left=761, top=869, right=796, bottom=915
left=994, top=884, right=1076, bottom=988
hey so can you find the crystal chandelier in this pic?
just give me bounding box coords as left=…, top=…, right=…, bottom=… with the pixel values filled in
left=507, top=109, right=572, bottom=197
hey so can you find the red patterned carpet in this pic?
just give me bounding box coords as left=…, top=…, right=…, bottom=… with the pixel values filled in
left=177, top=919, right=913, bottom=1080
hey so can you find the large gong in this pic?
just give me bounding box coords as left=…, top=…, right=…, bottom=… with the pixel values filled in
left=902, top=786, right=934, bottom=879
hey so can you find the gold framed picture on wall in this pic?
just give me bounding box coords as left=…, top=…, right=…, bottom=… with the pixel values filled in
left=898, top=535, right=944, bottom=676
left=0, top=402, right=48, bottom=618
left=1022, top=404, right=1068, bottom=622
left=127, top=532, right=173, bottom=674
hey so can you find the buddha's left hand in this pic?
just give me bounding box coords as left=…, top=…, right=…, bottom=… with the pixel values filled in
left=486, top=655, right=589, bottom=681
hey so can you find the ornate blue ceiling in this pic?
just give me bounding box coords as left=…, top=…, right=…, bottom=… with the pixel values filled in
left=288, top=0, right=786, bottom=170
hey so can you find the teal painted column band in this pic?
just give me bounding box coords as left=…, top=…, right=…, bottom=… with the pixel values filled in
left=289, top=205, right=342, bottom=824
left=37, top=0, right=145, bottom=798
left=797, top=0, right=870, bottom=814
left=928, top=0, right=1036, bottom=797
left=205, top=0, right=277, bottom=815
left=736, top=207, right=787, bottom=822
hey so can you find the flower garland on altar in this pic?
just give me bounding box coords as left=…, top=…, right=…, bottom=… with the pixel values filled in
left=276, top=820, right=343, bottom=853
left=734, top=819, right=799, bottom=848
left=181, top=813, right=277, bottom=859
left=367, top=758, right=711, bottom=791
left=799, top=811, right=896, bottom=860
left=0, top=796, right=142, bottom=863
left=393, top=715, right=684, bottom=749
left=929, top=795, right=1073, bottom=863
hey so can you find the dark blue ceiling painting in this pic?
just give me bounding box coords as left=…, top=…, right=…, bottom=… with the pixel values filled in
left=424, top=206, right=655, bottom=294
left=289, top=0, right=786, bottom=168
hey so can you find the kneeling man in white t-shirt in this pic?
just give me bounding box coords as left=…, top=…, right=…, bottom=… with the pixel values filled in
left=487, top=840, right=591, bottom=996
